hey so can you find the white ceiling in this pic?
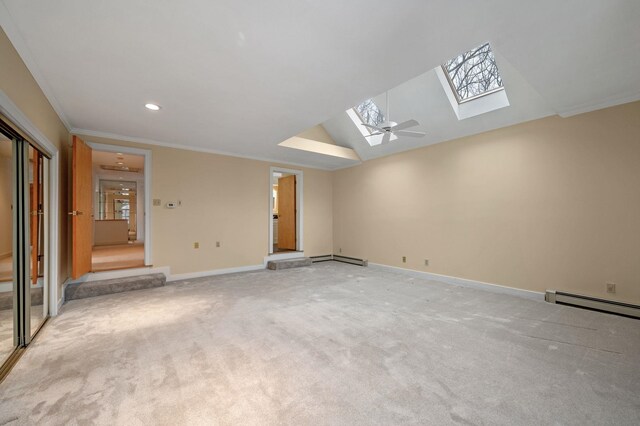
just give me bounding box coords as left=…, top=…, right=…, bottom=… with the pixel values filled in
left=1, top=1, right=639, bottom=170
left=92, top=150, right=145, bottom=170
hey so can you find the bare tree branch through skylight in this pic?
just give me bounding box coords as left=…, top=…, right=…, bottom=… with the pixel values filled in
left=443, top=42, right=503, bottom=102
left=354, top=99, right=385, bottom=132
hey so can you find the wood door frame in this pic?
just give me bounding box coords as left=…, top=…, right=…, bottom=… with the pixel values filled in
left=268, top=167, right=303, bottom=254
left=86, top=142, right=153, bottom=266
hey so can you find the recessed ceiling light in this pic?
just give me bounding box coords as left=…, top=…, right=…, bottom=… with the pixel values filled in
left=116, top=152, right=123, bottom=155
left=116, top=162, right=124, bottom=165
left=145, top=103, right=161, bottom=111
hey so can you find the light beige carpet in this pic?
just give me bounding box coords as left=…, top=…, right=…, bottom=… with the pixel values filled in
left=0, top=305, right=44, bottom=365
left=0, top=263, right=638, bottom=425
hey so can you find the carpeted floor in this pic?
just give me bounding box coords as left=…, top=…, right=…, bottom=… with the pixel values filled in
left=0, top=262, right=639, bottom=425
left=0, top=305, right=45, bottom=364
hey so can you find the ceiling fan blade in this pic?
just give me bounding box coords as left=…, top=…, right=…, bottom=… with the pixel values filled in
left=364, top=132, right=383, bottom=137
left=390, top=119, right=419, bottom=131
left=394, top=130, right=426, bottom=138
left=361, top=123, right=384, bottom=132
left=381, top=132, right=391, bottom=145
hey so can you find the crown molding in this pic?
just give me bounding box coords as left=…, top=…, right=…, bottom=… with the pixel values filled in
left=558, top=90, right=640, bottom=118
left=0, top=2, right=72, bottom=131
left=71, top=128, right=334, bottom=171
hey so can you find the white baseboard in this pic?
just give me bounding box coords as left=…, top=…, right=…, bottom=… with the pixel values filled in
left=368, top=263, right=544, bottom=301
left=66, top=266, right=171, bottom=284
left=168, top=264, right=264, bottom=282
left=263, top=252, right=305, bottom=266
left=57, top=293, right=64, bottom=313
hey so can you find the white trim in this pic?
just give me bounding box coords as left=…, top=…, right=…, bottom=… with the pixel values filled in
left=167, top=264, right=264, bottom=282
left=557, top=90, right=640, bottom=118
left=368, top=263, right=544, bottom=301
left=57, top=293, right=64, bottom=313
left=0, top=5, right=72, bottom=131
left=65, top=266, right=170, bottom=284
left=263, top=252, right=305, bottom=266
left=48, top=153, right=59, bottom=315
left=269, top=167, right=303, bottom=254
left=74, top=128, right=332, bottom=171
left=86, top=141, right=153, bottom=266
left=61, top=263, right=265, bottom=292
left=0, top=91, right=58, bottom=154
left=0, top=90, right=60, bottom=316
left=42, top=157, right=50, bottom=317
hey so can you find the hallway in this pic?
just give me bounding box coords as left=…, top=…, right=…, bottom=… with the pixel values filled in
left=91, top=243, right=145, bottom=272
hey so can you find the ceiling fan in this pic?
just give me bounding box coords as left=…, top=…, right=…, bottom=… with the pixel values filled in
left=362, top=91, right=426, bottom=145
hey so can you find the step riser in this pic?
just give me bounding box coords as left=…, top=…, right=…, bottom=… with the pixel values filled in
left=0, top=288, right=43, bottom=311
left=65, top=273, right=166, bottom=301
left=267, top=258, right=312, bottom=270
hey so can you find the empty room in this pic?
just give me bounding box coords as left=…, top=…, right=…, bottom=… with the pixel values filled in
left=0, top=1, right=639, bottom=424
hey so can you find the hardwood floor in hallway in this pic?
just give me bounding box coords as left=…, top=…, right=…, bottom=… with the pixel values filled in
left=91, top=242, right=145, bottom=272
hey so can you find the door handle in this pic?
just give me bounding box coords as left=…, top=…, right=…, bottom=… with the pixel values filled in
left=68, top=210, right=84, bottom=216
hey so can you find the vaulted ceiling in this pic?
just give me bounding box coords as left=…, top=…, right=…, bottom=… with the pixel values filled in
left=1, top=1, right=639, bottom=169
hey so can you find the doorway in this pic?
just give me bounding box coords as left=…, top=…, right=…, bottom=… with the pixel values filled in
left=90, top=146, right=147, bottom=273
left=69, top=137, right=151, bottom=280
left=269, top=167, right=303, bottom=254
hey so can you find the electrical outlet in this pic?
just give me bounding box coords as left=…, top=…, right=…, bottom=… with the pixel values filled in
left=424, top=259, right=429, bottom=266
left=402, top=256, right=406, bottom=263
left=153, top=199, right=161, bottom=206
left=216, top=241, right=221, bottom=247
left=606, top=282, right=616, bottom=294
left=194, top=242, right=199, bottom=249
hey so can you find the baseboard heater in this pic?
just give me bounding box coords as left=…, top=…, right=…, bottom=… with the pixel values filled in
left=309, top=255, right=333, bottom=263
left=309, top=254, right=368, bottom=267
left=545, top=290, right=640, bottom=319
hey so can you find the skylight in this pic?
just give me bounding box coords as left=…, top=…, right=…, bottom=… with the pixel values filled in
left=353, top=99, right=384, bottom=133
left=442, top=42, right=503, bottom=103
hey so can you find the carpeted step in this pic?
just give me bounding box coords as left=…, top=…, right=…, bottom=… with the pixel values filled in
left=0, top=287, right=43, bottom=310
left=65, top=273, right=166, bottom=301
left=267, top=257, right=312, bottom=270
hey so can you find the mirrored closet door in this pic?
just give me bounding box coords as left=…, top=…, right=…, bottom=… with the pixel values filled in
left=0, top=133, right=14, bottom=365
left=0, top=116, right=50, bottom=374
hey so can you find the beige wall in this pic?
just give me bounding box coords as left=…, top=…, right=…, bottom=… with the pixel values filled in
left=76, top=135, right=333, bottom=275
left=3, top=25, right=639, bottom=306
left=0, top=28, right=70, bottom=300
left=333, top=101, right=640, bottom=304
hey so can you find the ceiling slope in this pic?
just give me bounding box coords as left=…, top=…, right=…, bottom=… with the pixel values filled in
left=2, top=0, right=639, bottom=169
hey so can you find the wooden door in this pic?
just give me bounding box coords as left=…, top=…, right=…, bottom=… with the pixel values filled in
left=71, top=136, right=93, bottom=279
left=277, top=175, right=296, bottom=250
